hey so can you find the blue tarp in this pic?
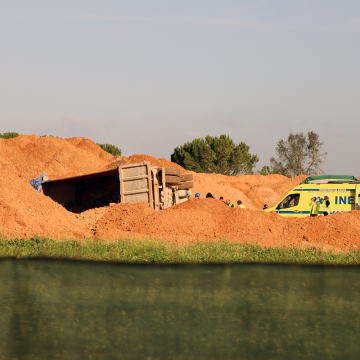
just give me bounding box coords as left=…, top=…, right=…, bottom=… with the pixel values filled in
left=30, top=174, right=50, bottom=193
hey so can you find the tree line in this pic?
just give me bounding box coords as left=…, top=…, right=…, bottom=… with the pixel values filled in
left=1, top=131, right=326, bottom=177
left=171, top=131, right=327, bottom=177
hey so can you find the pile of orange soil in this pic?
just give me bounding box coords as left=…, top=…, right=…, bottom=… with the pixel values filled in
left=0, top=172, right=91, bottom=239
left=107, top=154, right=187, bottom=173
left=0, top=135, right=359, bottom=251
left=92, top=199, right=360, bottom=250
left=0, top=135, right=113, bottom=179
left=188, top=173, right=308, bottom=209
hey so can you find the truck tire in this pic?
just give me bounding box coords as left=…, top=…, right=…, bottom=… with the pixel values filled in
left=180, top=173, right=193, bottom=182
left=158, top=168, right=181, bottom=176
left=162, top=175, right=181, bottom=184
left=177, top=181, right=194, bottom=189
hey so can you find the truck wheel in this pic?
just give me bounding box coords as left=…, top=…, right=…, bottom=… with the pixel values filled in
left=162, top=175, right=181, bottom=184
left=158, top=168, right=181, bottom=176
left=180, top=174, right=193, bottom=182
left=177, top=181, right=194, bottom=189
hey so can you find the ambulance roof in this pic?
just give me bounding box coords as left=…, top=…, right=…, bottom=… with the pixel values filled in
left=300, top=175, right=358, bottom=185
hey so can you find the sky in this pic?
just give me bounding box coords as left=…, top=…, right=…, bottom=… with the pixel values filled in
left=1, top=0, right=359, bottom=175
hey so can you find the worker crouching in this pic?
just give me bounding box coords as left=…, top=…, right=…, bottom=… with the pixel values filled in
left=225, top=199, right=234, bottom=208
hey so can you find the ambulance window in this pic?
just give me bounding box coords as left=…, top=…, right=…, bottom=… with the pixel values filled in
left=358, top=194, right=360, bottom=206
left=276, top=194, right=300, bottom=210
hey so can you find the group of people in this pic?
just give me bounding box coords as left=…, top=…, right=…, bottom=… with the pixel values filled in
left=309, top=193, right=330, bottom=217
left=194, top=192, right=246, bottom=208
left=194, top=191, right=331, bottom=216
left=220, top=197, right=247, bottom=209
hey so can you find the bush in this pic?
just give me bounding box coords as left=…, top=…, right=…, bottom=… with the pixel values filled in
left=97, top=143, right=122, bottom=156
left=256, top=166, right=273, bottom=175
left=0, top=132, right=19, bottom=139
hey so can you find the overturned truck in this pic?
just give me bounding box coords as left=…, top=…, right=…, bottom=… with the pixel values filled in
left=42, top=162, right=194, bottom=212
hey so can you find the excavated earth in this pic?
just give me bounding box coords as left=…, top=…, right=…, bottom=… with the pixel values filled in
left=0, top=135, right=359, bottom=251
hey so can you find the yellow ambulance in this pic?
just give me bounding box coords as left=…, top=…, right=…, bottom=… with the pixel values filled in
left=264, top=175, right=360, bottom=217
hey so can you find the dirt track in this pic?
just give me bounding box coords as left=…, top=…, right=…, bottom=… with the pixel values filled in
left=0, top=135, right=359, bottom=251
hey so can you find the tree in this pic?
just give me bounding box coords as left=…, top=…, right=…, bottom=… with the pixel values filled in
left=97, top=143, right=122, bottom=156
left=0, top=132, right=19, bottom=139
left=256, top=166, right=273, bottom=176
left=270, top=131, right=327, bottom=177
left=171, top=135, right=258, bottom=175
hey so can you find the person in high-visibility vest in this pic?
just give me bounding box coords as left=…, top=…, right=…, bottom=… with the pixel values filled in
left=309, top=194, right=320, bottom=217
left=237, top=200, right=246, bottom=209
left=322, top=193, right=330, bottom=216
left=225, top=199, right=234, bottom=207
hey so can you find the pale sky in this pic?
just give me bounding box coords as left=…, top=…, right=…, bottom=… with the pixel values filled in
left=1, top=0, right=359, bottom=175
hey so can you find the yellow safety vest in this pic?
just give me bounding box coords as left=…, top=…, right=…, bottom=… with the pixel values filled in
left=322, top=199, right=330, bottom=213
left=237, top=204, right=246, bottom=209
left=309, top=199, right=320, bottom=215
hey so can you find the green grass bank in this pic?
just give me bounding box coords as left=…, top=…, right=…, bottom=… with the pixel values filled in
left=1, top=237, right=360, bottom=264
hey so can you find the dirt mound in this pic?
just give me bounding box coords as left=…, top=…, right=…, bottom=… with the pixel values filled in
left=107, top=154, right=187, bottom=173
left=232, top=174, right=289, bottom=185
left=213, top=175, right=306, bottom=209
left=270, top=175, right=308, bottom=196
left=91, top=199, right=360, bottom=250
left=215, top=182, right=279, bottom=209
left=219, top=181, right=251, bottom=194
left=245, top=187, right=272, bottom=210
left=65, top=137, right=114, bottom=161
left=250, top=186, right=280, bottom=208
left=0, top=172, right=91, bottom=239
left=0, top=135, right=113, bottom=178
left=190, top=174, right=253, bottom=208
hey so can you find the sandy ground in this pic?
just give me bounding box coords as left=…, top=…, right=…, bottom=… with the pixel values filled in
left=0, top=135, right=359, bottom=251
